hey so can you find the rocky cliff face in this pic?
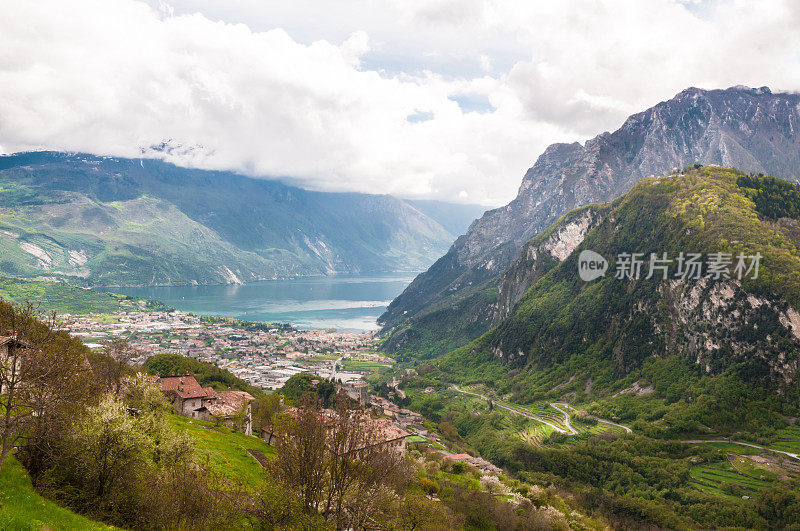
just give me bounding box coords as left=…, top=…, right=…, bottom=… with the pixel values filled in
left=659, top=278, right=800, bottom=386
left=491, top=205, right=607, bottom=325
left=477, top=168, right=800, bottom=393
left=381, top=86, right=800, bottom=355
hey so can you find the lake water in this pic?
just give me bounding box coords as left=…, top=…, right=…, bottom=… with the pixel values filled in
left=107, top=274, right=416, bottom=332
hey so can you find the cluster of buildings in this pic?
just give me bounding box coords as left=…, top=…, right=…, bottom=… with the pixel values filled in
left=59, top=305, right=468, bottom=466
left=61, top=308, right=388, bottom=390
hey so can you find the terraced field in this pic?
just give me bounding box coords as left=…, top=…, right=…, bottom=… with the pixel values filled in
left=518, top=420, right=556, bottom=446
left=768, top=425, right=800, bottom=453
left=572, top=418, right=628, bottom=437
left=453, top=387, right=628, bottom=448
left=510, top=401, right=570, bottom=432
left=689, top=456, right=779, bottom=498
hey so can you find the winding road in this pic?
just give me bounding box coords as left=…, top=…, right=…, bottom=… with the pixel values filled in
left=549, top=403, right=579, bottom=435
left=445, top=387, right=797, bottom=463
left=451, top=386, right=569, bottom=434
left=556, top=402, right=633, bottom=434
left=451, top=386, right=634, bottom=436
left=681, top=439, right=800, bottom=460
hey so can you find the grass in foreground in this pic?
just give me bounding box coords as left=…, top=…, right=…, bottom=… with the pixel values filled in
left=168, top=414, right=275, bottom=485
left=0, top=455, right=118, bottom=531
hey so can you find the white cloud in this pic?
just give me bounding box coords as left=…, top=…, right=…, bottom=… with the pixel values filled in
left=1, top=0, right=800, bottom=206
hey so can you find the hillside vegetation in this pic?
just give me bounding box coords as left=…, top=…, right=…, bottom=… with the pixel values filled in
left=382, top=204, right=608, bottom=359
left=0, top=456, right=117, bottom=531
left=0, top=277, right=123, bottom=314
left=384, top=168, right=800, bottom=528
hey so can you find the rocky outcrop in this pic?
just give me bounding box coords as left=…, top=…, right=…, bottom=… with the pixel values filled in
left=658, top=278, right=800, bottom=386
left=492, top=206, right=606, bottom=324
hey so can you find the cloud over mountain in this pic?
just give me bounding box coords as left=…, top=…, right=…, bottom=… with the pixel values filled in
left=1, top=0, right=800, bottom=205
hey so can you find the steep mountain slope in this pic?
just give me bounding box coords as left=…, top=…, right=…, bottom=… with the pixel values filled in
left=382, top=205, right=607, bottom=359
left=440, top=167, right=800, bottom=433
left=380, top=86, right=800, bottom=356
left=0, top=152, right=454, bottom=286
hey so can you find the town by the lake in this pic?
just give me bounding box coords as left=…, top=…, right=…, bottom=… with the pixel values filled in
left=59, top=298, right=393, bottom=391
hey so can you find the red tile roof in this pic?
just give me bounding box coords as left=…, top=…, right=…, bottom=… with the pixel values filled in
left=443, top=453, right=472, bottom=461
left=156, top=374, right=209, bottom=399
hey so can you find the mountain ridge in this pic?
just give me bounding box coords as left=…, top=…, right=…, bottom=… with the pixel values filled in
left=0, top=151, right=460, bottom=286
left=380, top=85, right=800, bottom=356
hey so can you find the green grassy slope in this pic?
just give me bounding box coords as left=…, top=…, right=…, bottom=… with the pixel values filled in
left=168, top=415, right=274, bottom=485
left=0, top=456, right=118, bottom=531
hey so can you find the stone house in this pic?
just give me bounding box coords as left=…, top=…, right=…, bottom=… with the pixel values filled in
left=199, top=389, right=255, bottom=436
left=364, top=417, right=410, bottom=457
left=155, top=373, right=254, bottom=435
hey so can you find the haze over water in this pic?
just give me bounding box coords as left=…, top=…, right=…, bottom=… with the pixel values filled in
left=107, top=274, right=416, bottom=332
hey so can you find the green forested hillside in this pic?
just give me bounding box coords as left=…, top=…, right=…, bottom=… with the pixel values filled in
left=436, top=167, right=800, bottom=435
left=382, top=205, right=608, bottom=359
left=0, top=151, right=455, bottom=286
left=0, top=277, right=122, bottom=314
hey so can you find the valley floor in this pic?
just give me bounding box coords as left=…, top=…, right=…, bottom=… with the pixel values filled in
left=393, top=377, right=800, bottom=528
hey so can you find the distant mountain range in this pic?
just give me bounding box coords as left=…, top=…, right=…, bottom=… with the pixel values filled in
left=0, top=151, right=481, bottom=287
left=380, top=85, right=800, bottom=357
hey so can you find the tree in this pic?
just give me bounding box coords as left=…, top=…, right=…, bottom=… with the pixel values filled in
left=323, top=393, right=405, bottom=529
left=281, top=373, right=335, bottom=407
left=397, top=494, right=452, bottom=530
left=269, top=395, right=329, bottom=515
left=94, top=339, right=138, bottom=395
left=0, top=299, right=93, bottom=474
left=269, top=392, right=406, bottom=529
left=74, top=395, right=152, bottom=501
left=251, top=393, right=281, bottom=436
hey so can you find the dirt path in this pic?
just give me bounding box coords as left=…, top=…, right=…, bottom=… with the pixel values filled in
left=247, top=448, right=270, bottom=468
left=451, top=386, right=568, bottom=434
left=681, top=439, right=800, bottom=460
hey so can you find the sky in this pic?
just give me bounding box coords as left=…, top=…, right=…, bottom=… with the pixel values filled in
left=1, top=0, right=800, bottom=206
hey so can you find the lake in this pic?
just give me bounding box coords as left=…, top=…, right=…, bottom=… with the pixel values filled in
left=107, top=274, right=416, bottom=332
